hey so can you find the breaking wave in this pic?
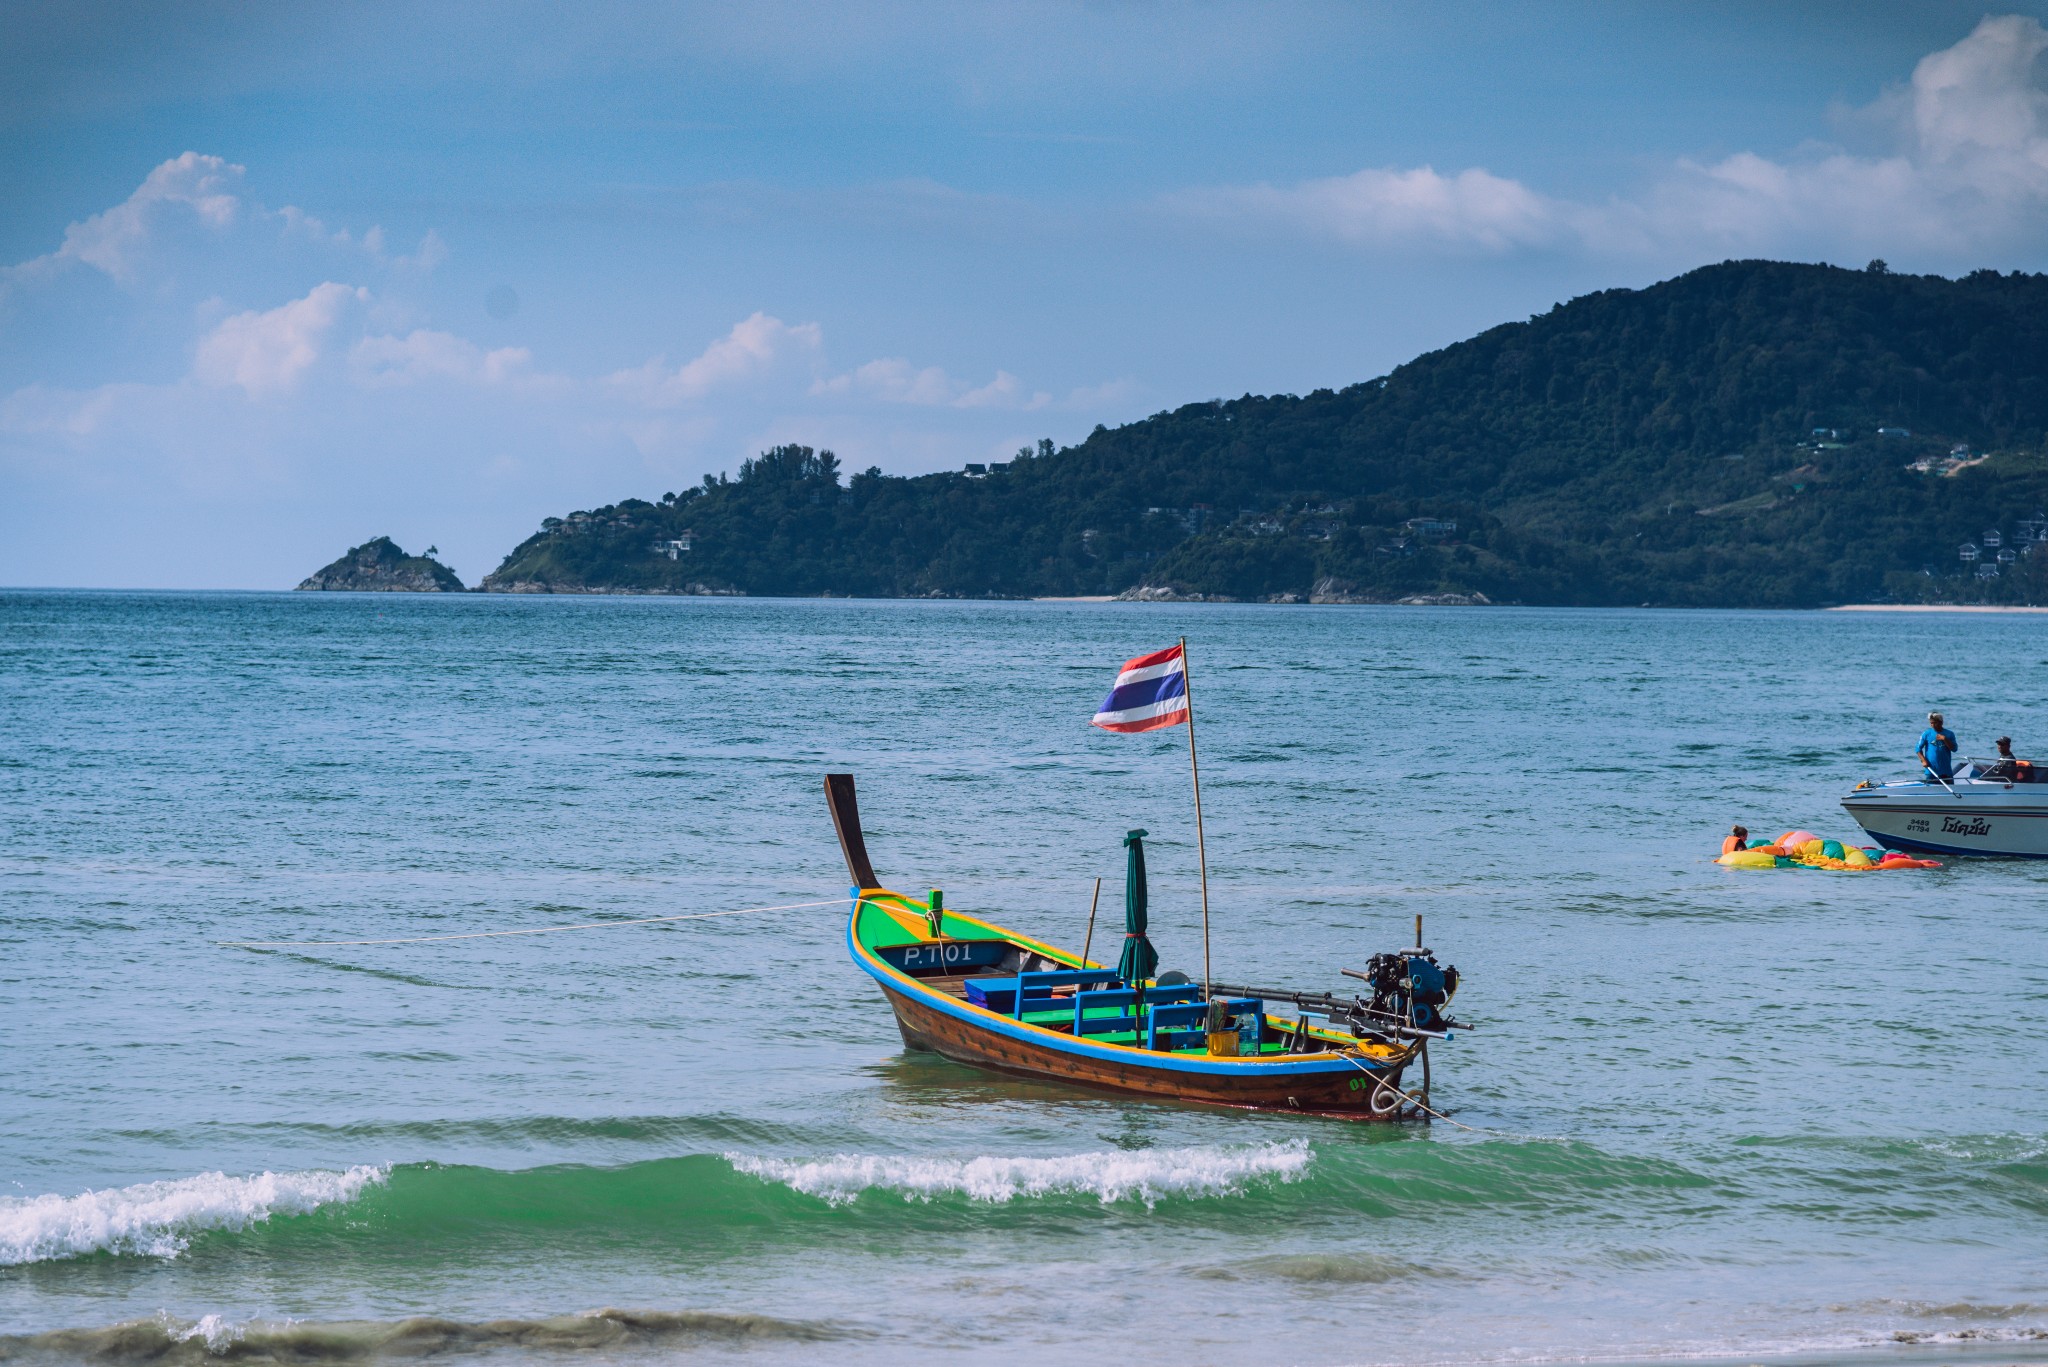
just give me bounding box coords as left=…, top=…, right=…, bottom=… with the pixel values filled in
left=724, top=1139, right=1311, bottom=1205
left=8, top=1130, right=2028, bottom=1272
left=0, top=1166, right=386, bottom=1265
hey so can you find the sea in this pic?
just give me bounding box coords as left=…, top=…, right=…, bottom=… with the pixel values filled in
left=3, top=590, right=2046, bottom=1367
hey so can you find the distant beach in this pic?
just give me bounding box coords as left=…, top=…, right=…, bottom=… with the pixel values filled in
left=1829, top=603, right=2048, bottom=613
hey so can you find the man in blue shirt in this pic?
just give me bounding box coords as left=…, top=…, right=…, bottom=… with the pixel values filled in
left=1917, top=711, right=1958, bottom=783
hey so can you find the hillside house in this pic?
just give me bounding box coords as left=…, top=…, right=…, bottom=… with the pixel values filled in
left=1960, top=543, right=1980, bottom=563
left=1144, top=507, right=1213, bottom=534
left=1405, top=517, right=1458, bottom=539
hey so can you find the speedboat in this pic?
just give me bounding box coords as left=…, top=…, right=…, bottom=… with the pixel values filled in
left=1841, top=758, right=2048, bottom=858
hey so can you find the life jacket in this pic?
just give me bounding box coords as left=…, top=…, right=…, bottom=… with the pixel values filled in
left=1721, top=834, right=1746, bottom=855
left=2017, top=760, right=2035, bottom=783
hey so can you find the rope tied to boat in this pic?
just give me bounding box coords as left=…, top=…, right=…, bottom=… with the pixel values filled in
left=215, top=898, right=849, bottom=948
left=1338, top=1049, right=1492, bottom=1133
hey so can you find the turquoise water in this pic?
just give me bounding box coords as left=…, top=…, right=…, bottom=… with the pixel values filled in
left=3, top=591, right=2047, bottom=1365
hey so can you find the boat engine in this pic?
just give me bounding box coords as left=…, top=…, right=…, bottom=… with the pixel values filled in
left=1205, top=946, right=1470, bottom=1047
left=1351, top=948, right=1461, bottom=1035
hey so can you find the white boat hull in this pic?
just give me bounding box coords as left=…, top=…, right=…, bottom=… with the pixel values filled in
left=1841, top=779, right=2048, bottom=858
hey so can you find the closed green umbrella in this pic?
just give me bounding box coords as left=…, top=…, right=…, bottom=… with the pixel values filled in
left=1118, top=828, right=1160, bottom=987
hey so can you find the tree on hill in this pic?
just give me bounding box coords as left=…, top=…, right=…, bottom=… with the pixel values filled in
left=482, top=260, right=2048, bottom=606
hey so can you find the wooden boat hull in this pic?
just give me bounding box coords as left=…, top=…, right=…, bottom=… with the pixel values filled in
left=877, top=973, right=1409, bottom=1117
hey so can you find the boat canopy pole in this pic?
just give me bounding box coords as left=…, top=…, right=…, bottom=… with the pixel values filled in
left=1080, top=876, right=1103, bottom=968
left=1181, top=635, right=1213, bottom=997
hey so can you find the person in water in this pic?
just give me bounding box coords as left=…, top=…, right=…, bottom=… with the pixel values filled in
left=1917, top=711, right=1958, bottom=783
left=1721, top=825, right=1749, bottom=855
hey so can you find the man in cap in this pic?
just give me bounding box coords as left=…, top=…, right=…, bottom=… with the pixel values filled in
left=1917, top=711, right=1958, bottom=784
left=1986, top=736, right=2028, bottom=782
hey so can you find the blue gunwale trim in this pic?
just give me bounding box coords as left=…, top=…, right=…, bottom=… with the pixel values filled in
left=1843, top=801, right=2048, bottom=817
left=1860, top=832, right=2048, bottom=859
left=845, top=892, right=1390, bottom=1079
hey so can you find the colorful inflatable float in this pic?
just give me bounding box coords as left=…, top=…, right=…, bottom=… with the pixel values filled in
left=1717, top=829, right=1939, bottom=870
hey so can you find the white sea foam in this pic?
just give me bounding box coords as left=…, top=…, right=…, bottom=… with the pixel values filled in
left=727, top=1140, right=1310, bottom=1206
left=0, top=1165, right=386, bottom=1265
left=173, top=1312, right=249, bottom=1352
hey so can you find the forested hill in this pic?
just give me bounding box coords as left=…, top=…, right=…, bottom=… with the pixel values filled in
left=483, top=260, right=2048, bottom=607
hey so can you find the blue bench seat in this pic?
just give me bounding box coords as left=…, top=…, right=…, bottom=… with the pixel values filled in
left=1072, top=988, right=1140, bottom=1037
left=958, top=975, right=1255, bottom=1050
left=1146, top=997, right=1263, bottom=1052
left=964, top=969, right=1121, bottom=1017
left=1138, top=984, right=1203, bottom=1007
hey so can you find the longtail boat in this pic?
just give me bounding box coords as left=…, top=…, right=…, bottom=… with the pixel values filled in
left=827, top=773, right=1467, bottom=1120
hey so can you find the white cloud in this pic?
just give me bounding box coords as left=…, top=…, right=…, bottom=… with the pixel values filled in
left=1, top=380, right=144, bottom=447
left=3, top=152, right=436, bottom=297
left=1912, top=14, right=2048, bottom=168
left=956, top=370, right=1047, bottom=409
left=20, top=152, right=244, bottom=284
left=607, top=311, right=823, bottom=405
left=193, top=282, right=366, bottom=397
left=40, top=277, right=565, bottom=408
left=813, top=356, right=1050, bottom=409
left=396, top=229, right=448, bottom=272
left=1177, top=164, right=1564, bottom=251
left=1181, top=15, right=2048, bottom=263
left=350, top=329, right=544, bottom=389
left=0, top=156, right=1124, bottom=589
left=1630, top=17, right=2048, bottom=258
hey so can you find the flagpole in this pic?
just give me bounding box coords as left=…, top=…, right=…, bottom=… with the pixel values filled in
left=1180, top=635, right=1212, bottom=998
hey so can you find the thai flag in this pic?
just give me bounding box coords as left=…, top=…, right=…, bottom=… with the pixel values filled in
left=1090, top=644, right=1188, bottom=733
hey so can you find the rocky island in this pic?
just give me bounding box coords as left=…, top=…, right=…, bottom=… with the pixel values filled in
left=297, top=537, right=465, bottom=592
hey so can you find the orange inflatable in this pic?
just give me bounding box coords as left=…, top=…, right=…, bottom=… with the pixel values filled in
left=1875, top=851, right=1940, bottom=869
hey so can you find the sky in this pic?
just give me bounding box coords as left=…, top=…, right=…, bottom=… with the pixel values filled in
left=6, top=1, right=2048, bottom=588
